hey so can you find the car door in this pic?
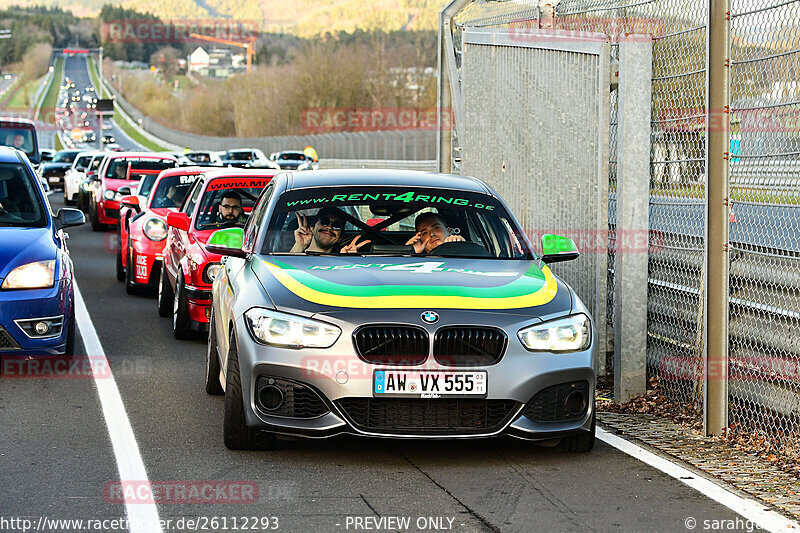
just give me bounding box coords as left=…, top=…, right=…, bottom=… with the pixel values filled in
left=166, top=178, right=203, bottom=284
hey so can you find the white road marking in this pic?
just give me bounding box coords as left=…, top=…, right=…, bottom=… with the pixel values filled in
left=598, top=427, right=799, bottom=532
left=74, top=282, right=162, bottom=533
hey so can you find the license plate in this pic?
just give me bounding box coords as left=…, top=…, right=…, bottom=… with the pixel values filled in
left=373, top=370, right=487, bottom=398
left=48, top=177, right=60, bottom=183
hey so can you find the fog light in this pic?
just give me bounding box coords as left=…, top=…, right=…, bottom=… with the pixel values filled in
left=205, top=307, right=211, bottom=320
left=34, top=321, right=49, bottom=335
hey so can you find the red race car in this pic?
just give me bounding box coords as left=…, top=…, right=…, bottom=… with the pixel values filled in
left=159, top=169, right=276, bottom=339
left=117, top=167, right=206, bottom=294
left=88, top=152, right=178, bottom=231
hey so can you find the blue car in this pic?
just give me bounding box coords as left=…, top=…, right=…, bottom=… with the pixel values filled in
left=0, top=147, right=85, bottom=356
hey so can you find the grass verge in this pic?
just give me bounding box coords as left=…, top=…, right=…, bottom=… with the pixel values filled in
left=38, top=56, right=63, bottom=123
left=5, top=76, right=42, bottom=109
left=87, top=57, right=109, bottom=98
left=112, top=111, right=170, bottom=152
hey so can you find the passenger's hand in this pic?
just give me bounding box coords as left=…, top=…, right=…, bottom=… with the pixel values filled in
left=405, top=232, right=428, bottom=254
left=340, top=235, right=371, bottom=254
left=291, top=213, right=312, bottom=252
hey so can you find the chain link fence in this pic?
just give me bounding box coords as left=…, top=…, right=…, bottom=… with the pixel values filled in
left=441, top=0, right=800, bottom=444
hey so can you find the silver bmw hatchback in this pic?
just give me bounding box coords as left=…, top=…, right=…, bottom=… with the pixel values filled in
left=205, top=170, right=595, bottom=451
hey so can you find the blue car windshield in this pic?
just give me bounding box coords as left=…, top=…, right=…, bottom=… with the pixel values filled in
left=0, top=163, right=46, bottom=227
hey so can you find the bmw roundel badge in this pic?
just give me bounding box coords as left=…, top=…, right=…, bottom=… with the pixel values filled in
left=421, top=311, right=439, bottom=324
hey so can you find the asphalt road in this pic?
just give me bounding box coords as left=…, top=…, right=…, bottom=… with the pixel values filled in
left=60, top=54, right=147, bottom=152
left=0, top=189, right=760, bottom=533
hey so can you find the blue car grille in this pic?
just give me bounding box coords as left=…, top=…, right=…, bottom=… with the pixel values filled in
left=0, top=326, right=20, bottom=350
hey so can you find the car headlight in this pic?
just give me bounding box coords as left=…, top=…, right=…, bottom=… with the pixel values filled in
left=202, top=263, right=222, bottom=284
left=517, top=314, right=591, bottom=352
left=81, top=181, right=91, bottom=191
left=244, top=308, right=341, bottom=349
left=2, top=260, right=56, bottom=290
left=104, top=189, right=116, bottom=200
left=143, top=218, right=168, bottom=241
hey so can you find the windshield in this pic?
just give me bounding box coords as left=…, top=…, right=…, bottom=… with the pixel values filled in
left=0, top=162, right=46, bottom=228
left=74, top=154, right=93, bottom=170
left=194, top=177, right=271, bottom=230
left=225, top=151, right=254, bottom=161
left=185, top=152, right=211, bottom=163
left=150, top=173, right=199, bottom=209
left=264, top=186, right=532, bottom=259
left=53, top=151, right=79, bottom=163
left=106, top=158, right=176, bottom=180
left=137, top=173, right=160, bottom=197
left=280, top=152, right=306, bottom=161
left=0, top=127, right=35, bottom=159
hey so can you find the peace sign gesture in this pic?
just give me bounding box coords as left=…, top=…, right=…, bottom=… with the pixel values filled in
left=291, top=212, right=312, bottom=252
left=340, top=234, right=371, bottom=254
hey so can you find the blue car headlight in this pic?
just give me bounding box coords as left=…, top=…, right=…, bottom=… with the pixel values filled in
left=244, top=308, right=341, bottom=349
left=1, top=260, right=56, bottom=290
left=518, top=314, right=591, bottom=352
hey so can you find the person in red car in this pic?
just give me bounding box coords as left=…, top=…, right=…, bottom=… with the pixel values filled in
left=215, top=191, right=247, bottom=227
left=159, top=170, right=275, bottom=339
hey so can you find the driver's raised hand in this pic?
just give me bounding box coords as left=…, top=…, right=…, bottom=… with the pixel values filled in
left=443, top=235, right=465, bottom=244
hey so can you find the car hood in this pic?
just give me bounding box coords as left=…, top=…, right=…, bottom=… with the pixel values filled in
left=0, top=227, right=56, bottom=281
left=250, top=255, right=572, bottom=317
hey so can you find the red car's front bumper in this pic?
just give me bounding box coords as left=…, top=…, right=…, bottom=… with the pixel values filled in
left=129, top=237, right=166, bottom=287
left=97, top=199, right=120, bottom=225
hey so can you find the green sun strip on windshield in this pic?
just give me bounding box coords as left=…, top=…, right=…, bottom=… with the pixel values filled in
left=285, top=191, right=496, bottom=211
left=267, top=259, right=545, bottom=298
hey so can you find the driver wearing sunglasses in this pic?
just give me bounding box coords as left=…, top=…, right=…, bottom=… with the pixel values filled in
left=290, top=207, right=371, bottom=254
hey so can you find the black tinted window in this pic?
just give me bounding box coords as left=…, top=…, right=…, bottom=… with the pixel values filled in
left=0, top=163, right=46, bottom=227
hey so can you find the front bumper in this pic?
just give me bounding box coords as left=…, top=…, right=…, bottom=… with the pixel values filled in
left=129, top=239, right=165, bottom=287
left=0, top=282, right=71, bottom=356
left=96, top=199, right=120, bottom=225
left=232, top=313, right=595, bottom=441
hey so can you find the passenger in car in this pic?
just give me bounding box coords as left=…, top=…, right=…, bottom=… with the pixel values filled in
left=405, top=212, right=465, bottom=253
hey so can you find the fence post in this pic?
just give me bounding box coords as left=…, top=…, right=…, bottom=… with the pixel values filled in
left=704, top=0, right=731, bottom=435
left=614, top=35, right=653, bottom=402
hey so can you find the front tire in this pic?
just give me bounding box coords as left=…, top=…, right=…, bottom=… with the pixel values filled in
left=557, top=409, right=596, bottom=453
left=90, top=201, right=104, bottom=232
left=125, top=246, right=138, bottom=295
left=115, top=233, right=125, bottom=282
left=205, top=310, right=224, bottom=395
left=157, top=265, right=174, bottom=317
left=172, top=272, right=193, bottom=340
left=64, top=306, right=76, bottom=356
left=223, top=332, right=275, bottom=450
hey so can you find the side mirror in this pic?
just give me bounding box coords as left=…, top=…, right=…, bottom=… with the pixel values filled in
left=206, top=227, right=247, bottom=258
left=55, top=208, right=86, bottom=230
left=117, top=186, right=132, bottom=195
left=120, top=195, right=140, bottom=211
left=541, top=234, right=580, bottom=263
left=166, top=211, right=191, bottom=232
